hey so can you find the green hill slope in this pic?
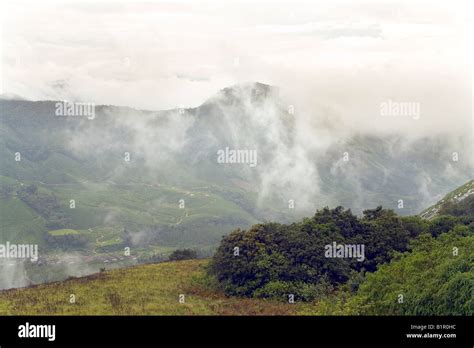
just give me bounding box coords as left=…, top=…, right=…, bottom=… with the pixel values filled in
left=0, top=259, right=298, bottom=315
left=1, top=181, right=472, bottom=316
left=420, top=180, right=474, bottom=220
left=1, top=88, right=472, bottom=290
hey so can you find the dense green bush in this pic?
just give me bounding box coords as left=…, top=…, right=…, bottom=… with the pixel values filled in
left=428, top=215, right=461, bottom=237
left=208, top=206, right=424, bottom=299
left=347, top=227, right=474, bottom=315
left=169, top=248, right=198, bottom=261
left=253, top=278, right=333, bottom=302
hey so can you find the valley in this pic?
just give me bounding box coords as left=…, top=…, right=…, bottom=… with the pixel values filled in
left=0, top=83, right=472, bottom=289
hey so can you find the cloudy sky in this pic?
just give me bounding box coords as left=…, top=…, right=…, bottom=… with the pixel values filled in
left=0, top=0, right=472, bottom=135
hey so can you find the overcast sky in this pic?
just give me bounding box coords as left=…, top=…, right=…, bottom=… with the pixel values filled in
left=0, top=0, right=472, bottom=135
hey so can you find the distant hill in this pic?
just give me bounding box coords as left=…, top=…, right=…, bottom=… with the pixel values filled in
left=420, top=180, right=474, bottom=220
left=0, top=83, right=472, bottom=288
left=1, top=84, right=471, bottom=248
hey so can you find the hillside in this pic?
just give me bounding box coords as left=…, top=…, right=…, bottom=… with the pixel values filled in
left=0, top=180, right=472, bottom=315
left=1, top=226, right=471, bottom=316
left=420, top=180, right=474, bottom=220
left=0, top=259, right=300, bottom=315
left=1, top=83, right=472, bottom=288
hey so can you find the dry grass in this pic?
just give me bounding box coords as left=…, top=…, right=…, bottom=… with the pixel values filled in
left=0, top=259, right=308, bottom=315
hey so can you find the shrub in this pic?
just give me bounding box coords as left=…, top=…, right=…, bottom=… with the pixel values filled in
left=209, top=206, right=421, bottom=300
left=169, top=248, right=198, bottom=261
left=348, top=229, right=474, bottom=315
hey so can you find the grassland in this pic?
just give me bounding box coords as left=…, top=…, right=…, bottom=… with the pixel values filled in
left=0, top=259, right=311, bottom=315
left=0, top=195, right=47, bottom=245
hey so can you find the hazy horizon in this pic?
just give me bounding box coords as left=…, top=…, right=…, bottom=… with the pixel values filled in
left=1, top=0, right=472, bottom=139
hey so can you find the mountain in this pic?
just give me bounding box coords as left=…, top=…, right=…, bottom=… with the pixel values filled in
left=0, top=82, right=472, bottom=288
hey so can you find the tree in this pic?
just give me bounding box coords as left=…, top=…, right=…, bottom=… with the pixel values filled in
left=209, top=206, right=419, bottom=300
left=169, top=248, right=197, bottom=261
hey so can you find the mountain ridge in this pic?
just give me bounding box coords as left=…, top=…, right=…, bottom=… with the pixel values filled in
left=0, top=84, right=472, bottom=288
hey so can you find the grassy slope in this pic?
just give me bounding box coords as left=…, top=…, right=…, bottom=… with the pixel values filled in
left=0, top=196, right=47, bottom=245
left=3, top=180, right=473, bottom=315
left=0, top=176, right=259, bottom=249
left=0, top=259, right=304, bottom=315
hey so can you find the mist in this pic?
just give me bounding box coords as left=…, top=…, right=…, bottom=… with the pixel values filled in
left=1, top=0, right=471, bottom=137
left=0, top=0, right=472, bottom=289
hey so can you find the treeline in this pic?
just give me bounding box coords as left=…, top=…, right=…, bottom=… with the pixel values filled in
left=208, top=205, right=474, bottom=313
left=17, top=184, right=72, bottom=229
left=44, top=233, right=88, bottom=250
